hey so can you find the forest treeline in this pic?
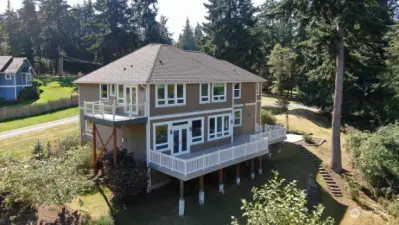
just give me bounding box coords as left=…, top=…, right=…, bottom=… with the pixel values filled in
left=0, top=0, right=398, bottom=129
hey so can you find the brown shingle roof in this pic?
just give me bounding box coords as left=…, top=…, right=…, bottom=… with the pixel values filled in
left=74, top=44, right=265, bottom=84
left=0, top=56, right=12, bottom=71
left=4, top=57, right=25, bottom=73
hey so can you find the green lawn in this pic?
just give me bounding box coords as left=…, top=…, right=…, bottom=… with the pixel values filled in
left=69, top=144, right=348, bottom=224
left=0, top=107, right=79, bottom=132
left=3, top=76, right=77, bottom=107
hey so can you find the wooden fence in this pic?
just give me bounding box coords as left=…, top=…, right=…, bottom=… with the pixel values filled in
left=0, top=95, right=79, bottom=121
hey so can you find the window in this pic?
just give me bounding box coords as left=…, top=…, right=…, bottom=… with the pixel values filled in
left=117, top=85, right=124, bottom=104
left=156, top=84, right=185, bottom=107
left=212, top=83, right=226, bottom=102
left=110, top=84, right=116, bottom=96
left=209, top=114, right=231, bottom=140
left=85, top=120, right=93, bottom=136
left=100, top=84, right=108, bottom=99
left=155, top=124, right=169, bottom=151
left=5, top=73, right=12, bottom=80
left=256, top=82, right=261, bottom=96
left=234, top=83, right=241, bottom=99
left=234, top=109, right=242, bottom=127
left=191, top=119, right=203, bottom=144
left=200, top=83, right=210, bottom=103
left=26, top=73, right=32, bottom=81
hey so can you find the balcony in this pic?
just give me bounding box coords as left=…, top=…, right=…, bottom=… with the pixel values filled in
left=83, top=100, right=147, bottom=126
left=149, top=125, right=286, bottom=181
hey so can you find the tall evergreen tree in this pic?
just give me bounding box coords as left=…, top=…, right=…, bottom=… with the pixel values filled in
left=201, top=0, right=261, bottom=71
left=0, top=22, right=11, bottom=55
left=193, top=23, right=203, bottom=49
left=132, top=0, right=162, bottom=44
left=4, top=0, right=21, bottom=55
left=177, top=18, right=196, bottom=50
left=18, top=0, right=40, bottom=63
left=273, top=0, right=394, bottom=172
left=158, top=15, right=173, bottom=44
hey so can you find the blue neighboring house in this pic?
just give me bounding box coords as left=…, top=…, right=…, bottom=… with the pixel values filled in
left=0, top=56, right=36, bottom=101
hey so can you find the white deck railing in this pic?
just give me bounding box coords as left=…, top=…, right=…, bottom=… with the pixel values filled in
left=149, top=136, right=269, bottom=176
left=250, top=125, right=287, bottom=142
left=83, top=100, right=146, bottom=121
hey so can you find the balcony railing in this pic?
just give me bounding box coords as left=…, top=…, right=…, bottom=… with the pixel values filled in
left=250, top=125, right=287, bottom=143
left=83, top=100, right=147, bottom=121
left=149, top=134, right=269, bottom=177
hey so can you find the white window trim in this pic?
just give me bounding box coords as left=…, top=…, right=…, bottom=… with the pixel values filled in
left=212, top=83, right=227, bottom=103
left=208, top=113, right=232, bottom=141
left=85, top=120, right=93, bottom=136
left=200, top=83, right=210, bottom=104
left=110, top=84, right=116, bottom=96
left=5, top=73, right=12, bottom=80
left=156, top=84, right=186, bottom=108
left=191, top=118, right=204, bottom=145
left=256, top=82, right=262, bottom=96
left=100, top=84, right=109, bottom=100
left=153, top=122, right=170, bottom=152
left=233, top=109, right=242, bottom=127
left=117, top=84, right=124, bottom=104
left=233, top=83, right=241, bottom=99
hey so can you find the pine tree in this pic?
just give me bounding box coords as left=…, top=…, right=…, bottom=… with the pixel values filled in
left=194, top=23, right=203, bottom=50
left=158, top=15, right=173, bottom=44
left=177, top=18, right=196, bottom=50
left=18, top=0, right=40, bottom=63
left=4, top=0, right=21, bottom=55
left=132, top=0, right=162, bottom=44
left=0, top=22, right=11, bottom=55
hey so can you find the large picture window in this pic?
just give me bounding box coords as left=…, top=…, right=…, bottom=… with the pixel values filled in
left=110, top=84, right=116, bottom=96
left=156, top=84, right=185, bottom=107
left=155, top=124, right=168, bottom=151
left=208, top=114, right=231, bottom=140
left=233, top=83, right=241, bottom=99
left=212, top=83, right=226, bottom=102
left=234, top=109, right=242, bottom=127
left=200, top=83, right=210, bottom=103
left=117, top=84, right=124, bottom=104
left=191, top=119, right=203, bottom=144
left=256, top=82, right=261, bottom=96
left=100, top=84, right=108, bottom=99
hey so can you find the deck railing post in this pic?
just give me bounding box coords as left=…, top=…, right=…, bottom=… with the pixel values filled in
left=83, top=101, right=86, bottom=115
left=112, top=99, right=116, bottom=121
left=129, top=103, right=132, bottom=119
left=91, top=103, right=94, bottom=116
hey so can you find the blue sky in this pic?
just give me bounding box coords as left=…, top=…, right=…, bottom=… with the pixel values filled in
left=0, top=0, right=264, bottom=41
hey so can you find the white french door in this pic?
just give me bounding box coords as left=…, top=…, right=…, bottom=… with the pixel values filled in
left=172, top=124, right=190, bottom=156
left=124, top=85, right=138, bottom=115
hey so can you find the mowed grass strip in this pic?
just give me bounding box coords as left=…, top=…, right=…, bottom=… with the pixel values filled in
left=0, top=122, right=79, bottom=159
left=0, top=107, right=79, bottom=132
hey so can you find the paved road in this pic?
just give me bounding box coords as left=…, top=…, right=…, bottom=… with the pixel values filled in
left=262, top=100, right=318, bottom=111
left=0, top=116, right=79, bottom=140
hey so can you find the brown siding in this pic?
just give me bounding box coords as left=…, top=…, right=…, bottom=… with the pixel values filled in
left=234, top=82, right=257, bottom=105
left=150, top=83, right=233, bottom=117
left=256, top=102, right=261, bottom=125
left=233, top=105, right=256, bottom=136
left=79, top=84, right=99, bottom=106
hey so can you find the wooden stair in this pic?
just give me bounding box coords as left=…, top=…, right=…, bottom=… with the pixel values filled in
left=297, top=145, right=343, bottom=198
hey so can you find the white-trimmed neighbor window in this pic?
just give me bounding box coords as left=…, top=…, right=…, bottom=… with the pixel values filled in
left=156, top=84, right=185, bottom=107
left=155, top=124, right=169, bottom=151
left=234, top=109, right=242, bottom=127
left=212, top=83, right=226, bottom=102
left=209, top=114, right=231, bottom=140
left=5, top=73, right=12, bottom=80
left=191, top=118, right=204, bottom=144
left=100, top=84, right=108, bottom=99
left=256, top=82, right=261, bottom=96
left=233, top=83, right=241, bottom=99
left=200, top=83, right=210, bottom=103
left=85, top=120, right=93, bottom=136
left=26, top=73, right=32, bottom=81
left=117, top=84, right=124, bottom=104
left=110, top=84, right=116, bottom=96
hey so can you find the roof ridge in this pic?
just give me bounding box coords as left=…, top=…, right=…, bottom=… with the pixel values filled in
left=145, top=44, right=162, bottom=83
left=166, top=46, right=233, bottom=78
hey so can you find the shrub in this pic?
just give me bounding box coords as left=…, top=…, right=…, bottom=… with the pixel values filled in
left=31, top=140, right=45, bottom=156
left=303, top=134, right=314, bottom=144
left=99, top=149, right=148, bottom=203
left=60, top=134, right=82, bottom=151
left=32, top=79, right=43, bottom=87
left=388, top=196, right=399, bottom=218
left=343, top=174, right=361, bottom=201
left=0, top=145, right=96, bottom=209
left=261, top=110, right=276, bottom=126
left=232, top=171, right=334, bottom=225
left=276, top=98, right=289, bottom=112
left=91, top=216, right=115, bottom=225
left=346, top=123, right=399, bottom=197
left=0, top=98, right=5, bottom=107
left=17, top=86, right=40, bottom=101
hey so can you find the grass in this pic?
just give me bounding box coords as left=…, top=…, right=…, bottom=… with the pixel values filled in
left=0, top=122, right=79, bottom=160
left=68, top=144, right=348, bottom=224
left=0, top=107, right=79, bottom=132
left=262, top=96, right=300, bottom=105
left=3, top=76, right=77, bottom=107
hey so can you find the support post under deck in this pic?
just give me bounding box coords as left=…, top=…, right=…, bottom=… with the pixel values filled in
left=93, top=123, right=97, bottom=175
left=179, top=180, right=185, bottom=216
left=258, top=156, right=263, bottom=175
left=251, top=158, right=255, bottom=179
left=236, top=163, right=240, bottom=185
left=219, top=169, right=224, bottom=194
left=199, top=176, right=204, bottom=205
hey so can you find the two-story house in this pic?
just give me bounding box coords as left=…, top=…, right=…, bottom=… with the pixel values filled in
left=74, top=44, right=287, bottom=216
left=0, top=56, right=35, bottom=101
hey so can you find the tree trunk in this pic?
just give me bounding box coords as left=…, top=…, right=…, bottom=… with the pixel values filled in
left=331, top=19, right=344, bottom=173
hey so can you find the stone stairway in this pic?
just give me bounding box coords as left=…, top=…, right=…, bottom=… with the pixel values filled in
left=297, top=145, right=343, bottom=198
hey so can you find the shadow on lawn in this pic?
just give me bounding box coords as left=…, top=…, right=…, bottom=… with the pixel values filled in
left=106, top=143, right=347, bottom=225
